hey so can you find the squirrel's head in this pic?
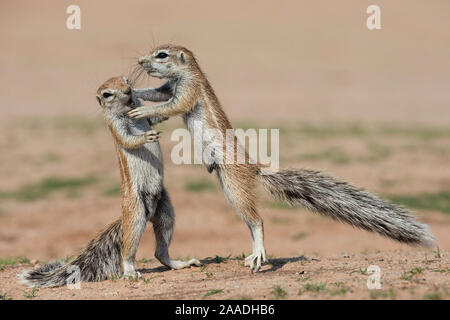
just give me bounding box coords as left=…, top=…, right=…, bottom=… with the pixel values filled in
left=138, top=45, right=198, bottom=80
left=96, top=76, right=134, bottom=112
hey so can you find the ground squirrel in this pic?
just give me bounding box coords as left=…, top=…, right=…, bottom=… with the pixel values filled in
left=128, top=45, right=435, bottom=272
left=21, top=76, right=201, bottom=287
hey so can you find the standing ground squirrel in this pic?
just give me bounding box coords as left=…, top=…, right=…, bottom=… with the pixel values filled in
left=20, top=76, right=200, bottom=287
left=128, top=45, right=435, bottom=272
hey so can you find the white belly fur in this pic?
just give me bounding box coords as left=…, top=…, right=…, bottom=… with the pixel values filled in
left=184, top=103, right=223, bottom=166
left=123, top=118, right=163, bottom=195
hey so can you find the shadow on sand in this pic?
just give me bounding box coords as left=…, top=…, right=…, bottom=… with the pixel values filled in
left=138, top=255, right=310, bottom=274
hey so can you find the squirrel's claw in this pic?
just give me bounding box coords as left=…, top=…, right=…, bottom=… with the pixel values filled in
left=245, top=249, right=266, bottom=273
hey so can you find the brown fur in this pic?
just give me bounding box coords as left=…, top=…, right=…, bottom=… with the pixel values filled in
left=132, top=46, right=266, bottom=259
left=97, top=77, right=129, bottom=95
left=130, top=46, right=435, bottom=273
left=185, top=50, right=262, bottom=225
left=101, top=75, right=202, bottom=273
left=113, top=143, right=137, bottom=264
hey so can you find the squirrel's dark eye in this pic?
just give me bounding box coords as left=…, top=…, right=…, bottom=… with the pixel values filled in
left=156, top=52, right=168, bottom=59
left=102, top=92, right=113, bottom=98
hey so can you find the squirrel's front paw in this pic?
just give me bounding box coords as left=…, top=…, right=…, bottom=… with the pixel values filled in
left=128, top=107, right=151, bottom=119
left=144, top=130, right=162, bottom=143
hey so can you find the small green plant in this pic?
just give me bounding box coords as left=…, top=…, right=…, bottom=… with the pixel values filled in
left=143, top=277, right=152, bottom=284
left=370, top=289, right=396, bottom=300
left=0, top=256, right=31, bottom=268
left=301, top=283, right=326, bottom=294
left=128, top=276, right=140, bottom=283
left=330, top=287, right=350, bottom=296
left=213, top=255, right=230, bottom=263
left=273, top=285, right=287, bottom=299
left=205, top=289, right=223, bottom=297
left=433, top=247, right=441, bottom=259
left=424, top=292, right=442, bottom=300
left=1, top=292, right=13, bottom=300
left=329, top=282, right=350, bottom=296
left=200, top=265, right=214, bottom=278
left=400, top=274, right=409, bottom=280
left=234, top=253, right=247, bottom=261
left=401, top=267, right=423, bottom=281
left=23, top=287, right=38, bottom=299
left=185, top=179, right=216, bottom=192
left=205, top=270, right=214, bottom=278
left=410, top=266, right=424, bottom=275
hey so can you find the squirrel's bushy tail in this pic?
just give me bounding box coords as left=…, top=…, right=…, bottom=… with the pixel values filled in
left=20, top=219, right=123, bottom=288
left=260, top=168, right=435, bottom=247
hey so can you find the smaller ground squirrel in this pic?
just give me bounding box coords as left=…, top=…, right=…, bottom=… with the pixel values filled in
left=129, top=45, right=436, bottom=272
left=20, top=76, right=200, bottom=287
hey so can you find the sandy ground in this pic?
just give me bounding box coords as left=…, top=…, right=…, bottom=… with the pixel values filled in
left=0, top=1, right=449, bottom=300
left=1, top=249, right=449, bottom=300
left=0, top=116, right=448, bottom=300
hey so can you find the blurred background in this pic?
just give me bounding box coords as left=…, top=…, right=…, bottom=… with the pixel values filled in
left=0, top=0, right=449, bottom=265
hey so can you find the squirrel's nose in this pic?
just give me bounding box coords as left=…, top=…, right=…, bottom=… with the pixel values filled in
left=138, top=57, right=147, bottom=65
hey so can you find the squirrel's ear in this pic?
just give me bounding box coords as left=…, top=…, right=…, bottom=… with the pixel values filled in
left=95, top=95, right=102, bottom=106
left=179, top=52, right=186, bottom=64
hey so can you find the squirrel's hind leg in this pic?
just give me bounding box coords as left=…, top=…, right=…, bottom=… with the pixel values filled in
left=121, top=198, right=148, bottom=279
left=151, top=188, right=202, bottom=270
left=217, top=166, right=267, bottom=272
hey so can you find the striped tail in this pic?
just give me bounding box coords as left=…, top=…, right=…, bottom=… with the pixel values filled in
left=20, top=218, right=123, bottom=288
left=260, top=168, right=435, bottom=247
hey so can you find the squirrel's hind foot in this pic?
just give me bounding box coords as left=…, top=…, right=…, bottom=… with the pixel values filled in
left=160, top=258, right=202, bottom=270
left=244, top=248, right=267, bottom=273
